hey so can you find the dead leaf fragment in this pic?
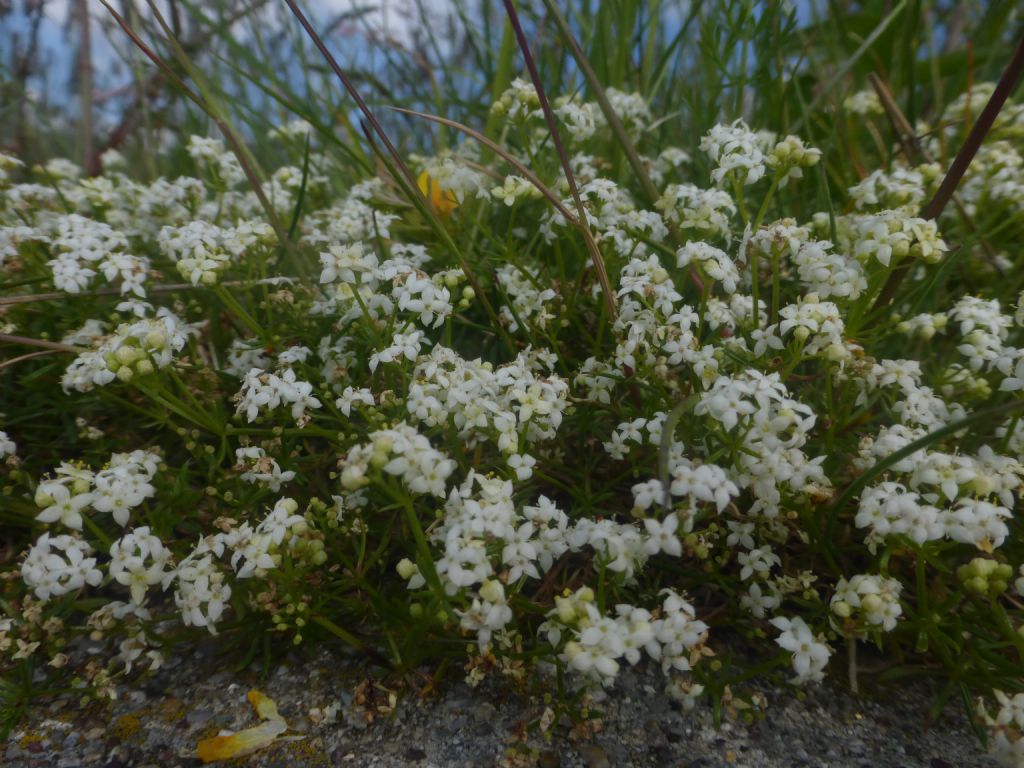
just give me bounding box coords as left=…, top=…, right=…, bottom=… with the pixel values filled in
left=196, top=688, right=289, bottom=763
left=196, top=718, right=288, bottom=762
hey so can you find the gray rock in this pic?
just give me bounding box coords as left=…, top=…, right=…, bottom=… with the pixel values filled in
left=184, top=707, right=215, bottom=727
left=3, top=645, right=1003, bottom=768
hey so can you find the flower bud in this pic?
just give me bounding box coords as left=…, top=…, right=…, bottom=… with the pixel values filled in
left=832, top=600, right=852, bottom=619
left=966, top=576, right=988, bottom=594
left=396, top=558, right=418, bottom=581
left=861, top=594, right=883, bottom=614
left=479, top=579, right=505, bottom=605
left=115, top=346, right=138, bottom=365
left=554, top=596, right=576, bottom=624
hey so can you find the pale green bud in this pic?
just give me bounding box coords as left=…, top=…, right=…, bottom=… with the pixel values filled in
left=396, top=558, right=418, bottom=581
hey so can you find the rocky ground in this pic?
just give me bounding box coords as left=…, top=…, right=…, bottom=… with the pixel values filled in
left=4, top=641, right=1001, bottom=768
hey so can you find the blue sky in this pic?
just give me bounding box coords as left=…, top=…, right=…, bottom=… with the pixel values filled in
left=1, top=0, right=454, bottom=125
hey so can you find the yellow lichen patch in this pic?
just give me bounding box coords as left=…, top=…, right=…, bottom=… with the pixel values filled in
left=17, top=730, right=43, bottom=749
left=111, top=714, right=142, bottom=741
left=264, top=734, right=329, bottom=767
left=417, top=171, right=459, bottom=216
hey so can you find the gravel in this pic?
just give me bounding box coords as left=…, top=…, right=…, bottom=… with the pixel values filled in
left=4, top=644, right=1000, bottom=768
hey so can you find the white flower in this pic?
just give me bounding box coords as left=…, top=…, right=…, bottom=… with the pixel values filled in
left=319, top=242, right=378, bottom=285
left=700, top=120, right=767, bottom=186
left=21, top=533, right=102, bottom=600
left=172, top=548, right=232, bottom=634
left=741, top=582, right=781, bottom=619
left=369, top=330, right=425, bottom=372
left=90, top=453, right=158, bottom=527
left=109, top=526, right=173, bottom=606
left=643, top=513, right=682, bottom=557
left=35, top=481, right=93, bottom=531
left=831, top=574, right=903, bottom=632
left=737, top=546, right=780, bottom=580
left=234, top=367, right=322, bottom=424
left=236, top=447, right=296, bottom=492
left=0, top=431, right=15, bottom=458
left=770, top=616, right=831, bottom=684
left=507, top=453, right=536, bottom=481
left=676, top=242, right=739, bottom=294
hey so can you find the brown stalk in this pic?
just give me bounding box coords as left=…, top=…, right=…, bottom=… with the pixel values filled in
left=0, top=350, right=59, bottom=372
left=871, top=32, right=1024, bottom=314
left=867, top=72, right=1001, bottom=273
left=282, top=0, right=417, bottom=190
left=501, top=0, right=617, bottom=322
left=0, top=280, right=251, bottom=307
left=76, top=0, right=94, bottom=171
left=540, top=0, right=659, bottom=207
left=88, top=1, right=270, bottom=176
left=0, top=334, right=83, bottom=354
left=534, top=0, right=702, bottom=293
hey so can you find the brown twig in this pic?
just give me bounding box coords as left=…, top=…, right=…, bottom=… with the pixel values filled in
left=282, top=0, right=417, bottom=190
left=76, top=0, right=94, bottom=172
left=867, top=72, right=1002, bottom=274
left=88, top=1, right=269, bottom=176
left=0, top=350, right=59, bottom=372
left=536, top=0, right=702, bottom=294
left=0, top=280, right=251, bottom=307
left=0, top=334, right=83, bottom=354
left=871, top=32, right=1024, bottom=314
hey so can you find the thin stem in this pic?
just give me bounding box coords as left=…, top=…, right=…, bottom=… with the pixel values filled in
left=501, top=0, right=616, bottom=323
left=0, top=334, right=82, bottom=354
left=214, top=285, right=264, bottom=338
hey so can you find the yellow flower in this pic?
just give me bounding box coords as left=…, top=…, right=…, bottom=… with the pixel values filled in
left=417, top=171, right=459, bottom=216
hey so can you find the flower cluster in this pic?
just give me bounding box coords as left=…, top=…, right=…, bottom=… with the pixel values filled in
left=2, top=67, right=1023, bottom=765
left=34, top=450, right=159, bottom=530
left=62, top=313, right=194, bottom=392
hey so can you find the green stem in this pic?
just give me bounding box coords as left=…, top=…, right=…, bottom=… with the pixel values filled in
left=134, top=380, right=222, bottom=435
left=752, top=172, right=782, bottom=230
left=214, top=285, right=264, bottom=337
left=82, top=513, right=113, bottom=550
left=310, top=614, right=368, bottom=653
left=770, top=249, right=781, bottom=326
left=389, top=484, right=449, bottom=610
